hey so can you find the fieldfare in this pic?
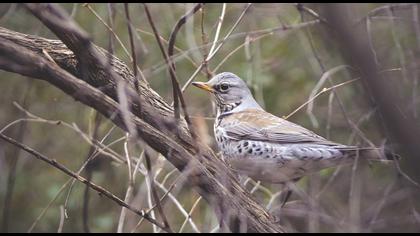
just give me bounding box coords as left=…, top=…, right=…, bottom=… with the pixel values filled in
left=192, top=72, right=397, bottom=184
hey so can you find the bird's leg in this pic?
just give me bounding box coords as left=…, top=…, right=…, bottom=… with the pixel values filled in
left=280, top=188, right=293, bottom=207
left=280, top=177, right=301, bottom=207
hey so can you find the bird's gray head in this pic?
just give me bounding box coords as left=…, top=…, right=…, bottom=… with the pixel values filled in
left=192, top=72, right=262, bottom=114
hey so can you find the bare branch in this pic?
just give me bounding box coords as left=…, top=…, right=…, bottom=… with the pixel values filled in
left=124, top=3, right=143, bottom=89
left=144, top=151, right=173, bottom=232
left=0, top=133, right=168, bottom=231
left=143, top=4, right=197, bottom=142
left=168, top=3, right=204, bottom=70
left=0, top=26, right=283, bottom=233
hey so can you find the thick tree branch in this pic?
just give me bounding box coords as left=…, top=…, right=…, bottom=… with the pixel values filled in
left=0, top=10, right=283, bottom=234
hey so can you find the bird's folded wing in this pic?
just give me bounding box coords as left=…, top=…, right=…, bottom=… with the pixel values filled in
left=221, top=109, right=341, bottom=146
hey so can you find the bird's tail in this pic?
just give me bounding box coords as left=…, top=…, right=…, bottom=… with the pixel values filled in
left=359, top=147, right=400, bottom=162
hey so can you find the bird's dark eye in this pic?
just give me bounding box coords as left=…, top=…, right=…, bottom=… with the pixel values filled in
left=219, top=82, right=230, bottom=92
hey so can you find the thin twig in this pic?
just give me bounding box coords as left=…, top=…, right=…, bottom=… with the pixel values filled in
left=28, top=178, right=71, bottom=233
left=132, top=159, right=201, bottom=233
left=57, top=205, right=65, bottom=233
left=82, top=110, right=103, bottom=233
left=315, top=166, right=343, bottom=199
left=143, top=3, right=179, bottom=122
left=2, top=103, right=125, bottom=164
left=27, top=123, right=118, bottom=233
left=136, top=27, right=201, bottom=70
left=83, top=3, right=131, bottom=60
left=70, top=3, right=78, bottom=18
left=298, top=5, right=356, bottom=134
left=366, top=16, right=380, bottom=66
left=182, top=11, right=316, bottom=93
left=124, top=3, right=143, bottom=89
left=366, top=178, right=397, bottom=230
left=284, top=78, right=359, bottom=120
left=214, top=33, right=264, bottom=73
left=348, top=152, right=361, bottom=232
left=153, top=180, right=201, bottom=232
left=182, top=1, right=248, bottom=89
left=306, top=65, right=352, bottom=128
left=207, top=3, right=252, bottom=61
left=1, top=86, right=30, bottom=232
left=167, top=3, right=204, bottom=71
left=0, top=133, right=169, bottom=232
left=295, top=3, right=331, bottom=27
left=130, top=173, right=181, bottom=233
left=149, top=18, right=321, bottom=78
left=200, top=6, right=212, bottom=80
left=178, top=196, right=202, bottom=233
left=207, top=3, right=226, bottom=59
left=144, top=151, right=173, bottom=233
left=354, top=3, right=416, bottom=26
left=393, top=158, right=420, bottom=189
left=387, top=7, right=408, bottom=82
left=326, top=92, right=334, bottom=139
left=117, top=134, right=135, bottom=233
left=284, top=67, right=402, bottom=120
left=143, top=3, right=197, bottom=142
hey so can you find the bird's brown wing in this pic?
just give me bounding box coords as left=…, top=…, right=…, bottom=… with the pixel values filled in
left=220, top=109, right=343, bottom=146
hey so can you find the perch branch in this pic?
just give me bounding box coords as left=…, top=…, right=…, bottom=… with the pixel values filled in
left=0, top=7, right=283, bottom=230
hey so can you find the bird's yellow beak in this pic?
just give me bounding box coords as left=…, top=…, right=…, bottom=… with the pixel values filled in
left=192, top=82, right=215, bottom=93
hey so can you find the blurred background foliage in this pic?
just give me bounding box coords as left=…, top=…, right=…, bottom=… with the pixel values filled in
left=0, top=3, right=419, bottom=233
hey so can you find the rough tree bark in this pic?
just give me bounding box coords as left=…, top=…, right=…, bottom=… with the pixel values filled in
left=0, top=3, right=284, bottom=233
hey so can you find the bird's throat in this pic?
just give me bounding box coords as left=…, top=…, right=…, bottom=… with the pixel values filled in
left=217, top=101, right=242, bottom=114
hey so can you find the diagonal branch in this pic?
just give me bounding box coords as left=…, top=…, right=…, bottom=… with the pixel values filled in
left=0, top=133, right=168, bottom=232
left=143, top=4, right=197, bottom=142
left=144, top=150, right=172, bottom=232
left=124, top=3, right=141, bottom=91
left=0, top=10, right=283, bottom=232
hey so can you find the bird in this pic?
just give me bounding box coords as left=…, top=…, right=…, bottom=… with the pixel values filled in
left=192, top=72, right=398, bottom=185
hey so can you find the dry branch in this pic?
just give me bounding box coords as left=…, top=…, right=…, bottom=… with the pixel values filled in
left=143, top=3, right=197, bottom=142
left=0, top=133, right=167, bottom=231
left=167, top=3, right=204, bottom=69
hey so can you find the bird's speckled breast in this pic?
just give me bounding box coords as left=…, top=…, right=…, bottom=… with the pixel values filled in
left=214, top=120, right=354, bottom=182
left=215, top=120, right=291, bottom=164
